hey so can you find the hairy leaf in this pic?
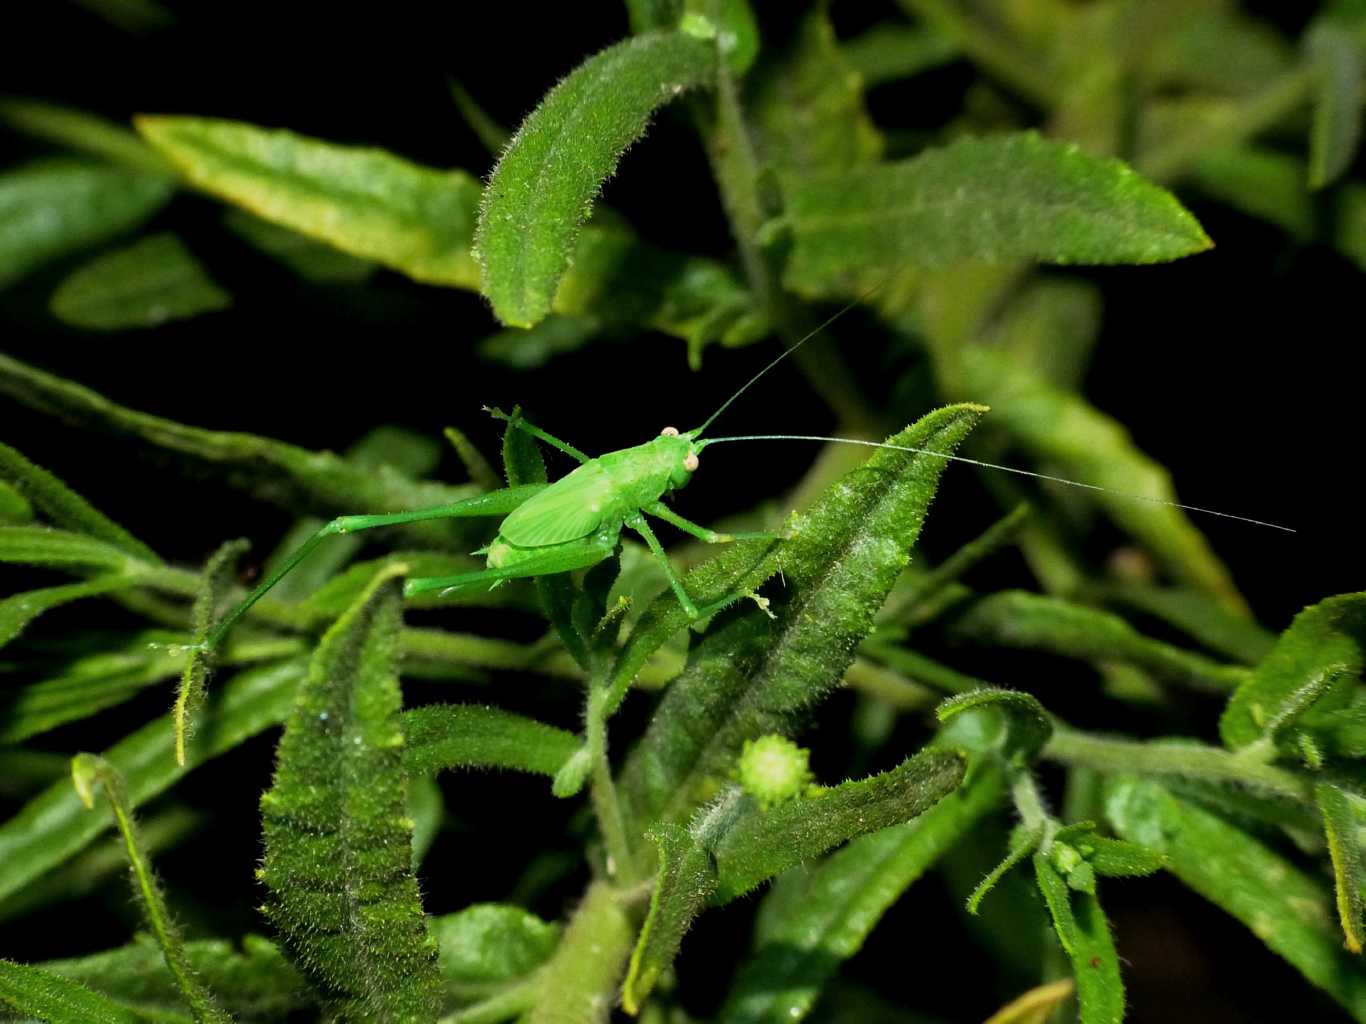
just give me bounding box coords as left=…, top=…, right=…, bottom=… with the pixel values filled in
left=475, top=32, right=717, bottom=326
left=401, top=703, right=580, bottom=779
left=1221, top=593, right=1366, bottom=753
left=0, top=959, right=143, bottom=1024
left=0, top=659, right=304, bottom=905
left=0, top=576, right=145, bottom=652
left=259, top=568, right=442, bottom=1019
left=520, top=882, right=634, bottom=1024
left=623, top=823, right=719, bottom=1014
left=0, top=525, right=140, bottom=573
left=70, top=755, right=231, bottom=1023
left=50, top=233, right=231, bottom=330
left=0, top=353, right=483, bottom=547
left=610, top=404, right=984, bottom=746
left=0, top=160, right=173, bottom=288
left=1307, top=20, right=1365, bottom=189
left=953, top=591, right=1250, bottom=692
left=136, top=115, right=482, bottom=287
left=717, top=758, right=1004, bottom=1024
left=0, top=442, right=159, bottom=562
left=967, top=823, right=1044, bottom=914
left=1106, top=776, right=1366, bottom=1020
left=1033, top=854, right=1125, bottom=1024
left=782, top=132, right=1211, bottom=295
left=710, top=748, right=965, bottom=901
left=0, top=480, right=34, bottom=525
left=1316, top=782, right=1366, bottom=953
left=433, top=904, right=560, bottom=1000
left=35, top=935, right=308, bottom=1023
left=938, top=688, right=1052, bottom=767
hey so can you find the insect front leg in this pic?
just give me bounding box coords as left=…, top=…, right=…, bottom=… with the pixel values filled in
left=203, top=484, right=546, bottom=651
left=644, top=501, right=783, bottom=544
left=627, top=513, right=702, bottom=618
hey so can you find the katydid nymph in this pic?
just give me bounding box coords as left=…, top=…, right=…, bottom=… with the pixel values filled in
left=197, top=307, right=1293, bottom=661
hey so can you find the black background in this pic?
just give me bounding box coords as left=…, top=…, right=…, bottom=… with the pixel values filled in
left=1, top=2, right=1362, bottom=1021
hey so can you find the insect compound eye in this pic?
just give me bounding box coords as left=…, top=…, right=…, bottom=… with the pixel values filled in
left=684, top=453, right=699, bottom=472
left=661, top=426, right=680, bottom=437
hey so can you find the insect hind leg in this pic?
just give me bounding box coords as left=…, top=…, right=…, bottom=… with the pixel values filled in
left=404, top=533, right=616, bottom=598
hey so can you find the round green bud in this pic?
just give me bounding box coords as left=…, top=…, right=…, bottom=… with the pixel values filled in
left=735, top=735, right=814, bottom=809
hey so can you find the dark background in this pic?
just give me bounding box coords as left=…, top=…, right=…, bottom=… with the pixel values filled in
left=1, top=2, right=1361, bottom=1022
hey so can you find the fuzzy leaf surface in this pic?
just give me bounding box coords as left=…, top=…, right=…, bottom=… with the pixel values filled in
left=1106, top=776, right=1366, bottom=1020
left=136, top=116, right=482, bottom=287
left=475, top=32, right=716, bottom=326
left=782, top=132, right=1211, bottom=295
left=401, top=703, right=580, bottom=779
left=0, top=160, right=173, bottom=288
left=1033, top=854, right=1125, bottom=1024
left=50, top=233, right=230, bottom=330
left=1220, top=593, right=1366, bottom=752
left=0, top=959, right=143, bottom=1024
left=259, top=569, right=442, bottom=1020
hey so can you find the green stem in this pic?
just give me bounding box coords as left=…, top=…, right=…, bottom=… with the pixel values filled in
left=587, top=686, right=638, bottom=885
left=438, top=978, right=539, bottom=1024
left=860, top=641, right=985, bottom=694
left=521, top=881, right=636, bottom=1024
left=1042, top=728, right=1312, bottom=805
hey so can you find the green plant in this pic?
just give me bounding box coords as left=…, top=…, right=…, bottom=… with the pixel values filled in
left=2, top=2, right=1364, bottom=1022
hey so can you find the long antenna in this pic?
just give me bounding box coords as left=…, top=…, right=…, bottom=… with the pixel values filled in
left=693, top=282, right=885, bottom=437
left=699, top=434, right=1296, bottom=533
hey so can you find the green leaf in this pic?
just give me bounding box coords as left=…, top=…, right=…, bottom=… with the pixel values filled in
left=1188, top=147, right=1315, bottom=240
left=401, top=703, right=580, bottom=779
left=1317, top=781, right=1366, bottom=953
left=937, top=687, right=1052, bottom=767
left=966, top=823, right=1044, bottom=914
left=952, top=591, right=1250, bottom=692
left=136, top=115, right=482, bottom=287
left=782, top=132, right=1211, bottom=295
left=1307, top=20, right=1365, bottom=189
left=1082, top=836, right=1165, bottom=879
left=1106, top=776, right=1366, bottom=1020
left=479, top=315, right=604, bottom=370
left=710, top=748, right=965, bottom=902
left=0, top=959, right=143, bottom=1024
left=840, top=24, right=960, bottom=87
left=0, top=480, right=34, bottom=525
left=1087, top=582, right=1275, bottom=664
left=434, top=904, right=560, bottom=999
left=0, top=354, right=483, bottom=547
left=623, top=823, right=719, bottom=1014
left=0, top=658, right=304, bottom=906
left=50, top=232, right=231, bottom=330
left=0, top=98, right=173, bottom=176
left=717, top=750, right=1005, bottom=1024
left=748, top=7, right=883, bottom=177
left=69, top=754, right=232, bottom=1024
left=0, top=160, right=174, bottom=289
left=0, top=525, right=141, bottom=573
left=0, top=576, right=145, bottom=652
left=1220, top=593, right=1366, bottom=752
left=610, top=405, right=984, bottom=764
left=222, top=209, right=375, bottom=284
left=475, top=32, right=717, bottom=326
left=258, top=567, right=442, bottom=1020
left=36, top=935, right=309, bottom=1023
left=0, top=442, right=159, bottom=562
left=1032, top=854, right=1125, bottom=1024
left=174, top=538, right=252, bottom=765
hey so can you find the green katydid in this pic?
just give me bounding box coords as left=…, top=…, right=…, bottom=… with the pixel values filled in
left=197, top=305, right=1293, bottom=659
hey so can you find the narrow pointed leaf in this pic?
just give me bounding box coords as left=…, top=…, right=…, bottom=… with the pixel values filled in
left=222, top=209, right=375, bottom=284
left=1033, top=854, right=1124, bottom=1024
left=984, top=980, right=1076, bottom=1024
left=610, top=405, right=984, bottom=756
left=69, top=754, right=232, bottom=1024
left=1088, top=583, right=1275, bottom=665
left=475, top=32, right=717, bottom=326
left=0, top=98, right=173, bottom=176
left=782, top=132, right=1211, bottom=295
left=50, top=233, right=231, bottom=330
left=1316, top=781, right=1366, bottom=953
left=0, top=659, right=304, bottom=905
left=1221, top=593, right=1366, bottom=752
left=623, top=823, right=719, bottom=1014
left=0, top=959, right=143, bottom=1024
left=1188, top=147, right=1315, bottom=239
left=841, top=24, right=961, bottom=86
left=0, top=442, right=159, bottom=562
left=0, top=481, right=34, bottom=525
left=0, top=160, right=173, bottom=288
left=1106, top=776, right=1366, bottom=1020
left=259, top=568, right=442, bottom=1020
left=953, top=591, right=1250, bottom=692
left=401, top=703, right=580, bottom=779
left=710, top=748, right=965, bottom=902
left=1308, top=21, right=1365, bottom=189
left=136, top=116, right=483, bottom=287
left=0, top=525, right=140, bottom=573
left=0, top=576, right=145, bottom=652
left=967, top=823, right=1044, bottom=914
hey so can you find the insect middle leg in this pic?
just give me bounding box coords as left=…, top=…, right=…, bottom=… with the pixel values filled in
left=626, top=513, right=775, bottom=621
left=644, top=501, right=782, bottom=544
